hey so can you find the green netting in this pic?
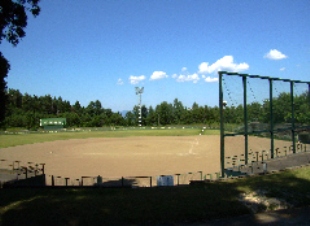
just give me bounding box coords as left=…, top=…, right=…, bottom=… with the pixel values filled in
left=219, top=71, right=310, bottom=177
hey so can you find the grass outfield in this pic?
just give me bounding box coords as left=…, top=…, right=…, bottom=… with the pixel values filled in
left=0, top=167, right=310, bottom=225
left=0, top=128, right=220, bottom=148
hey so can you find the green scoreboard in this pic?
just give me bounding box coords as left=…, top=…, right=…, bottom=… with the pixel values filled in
left=40, top=118, right=66, bottom=130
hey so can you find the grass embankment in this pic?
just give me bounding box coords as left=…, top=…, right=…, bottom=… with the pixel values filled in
left=1, top=167, right=310, bottom=225
left=0, top=128, right=220, bottom=148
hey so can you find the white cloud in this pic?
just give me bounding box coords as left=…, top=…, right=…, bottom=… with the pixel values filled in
left=172, top=73, right=177, bottom=79
left=129, top=75, right=146, bottom=85
left=150, top=71, right=168, bottom=80
left=117, top=78, right=124, bottom=85
left=202, top=75, right=218, bottom=82
left=280, top=67, right=286, bottom=71
left=198, top=55, right=249, bottom=74
left=181, top=67, right=187, bottom=72
left=175, top=73, right=200, bottom=83
left=129, top=56, right=248, bottom=85
left=264, top=49, right=287, bottom=60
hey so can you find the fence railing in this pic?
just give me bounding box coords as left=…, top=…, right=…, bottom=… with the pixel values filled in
left=0, top=159, right=45, bottom=188
left=45, top=170, right=218, bottom=188
left=0, top=158, right=221, bottom=188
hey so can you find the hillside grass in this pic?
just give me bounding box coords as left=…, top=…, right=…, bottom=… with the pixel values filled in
left=1, top=167, right=310, bottom=225
left=0, top=128, right=220, bottom=148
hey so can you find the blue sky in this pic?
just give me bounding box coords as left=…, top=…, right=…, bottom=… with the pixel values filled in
left=2, top=0, right=310, bottom=112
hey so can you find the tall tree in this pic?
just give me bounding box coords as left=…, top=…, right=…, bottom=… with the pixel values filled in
left=1, top=0, right=40, bottom=45
left=172, top=98, right=185, bottom=124
left=124, top=111, right=135, bottom=126
left=146, top=106, right=157, bottom=126
left=86, top=100, right=103, bottom=117
left=0, top=0, right=41, bottom=124
left=294, top=91, right=310, bottom=124
left=72, top=101, right=82, bottom=115
left=156, top=101, right=173, bottom=125
left=0, top=53, right=10, bottom=124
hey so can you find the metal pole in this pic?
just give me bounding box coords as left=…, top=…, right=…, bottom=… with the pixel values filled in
left=242, top=75, right=248, bottom=165
left=269, top=79, right=275, bottom=158
left=308, top=83, right=310, bottom=104
left=139, top=93, right=142, bottom=126
left=176, top=174, right=180, bottom=186
left=65, top=178, right=69, bottom=186
left=219, top=71, right=225, bottom=178
left=291, top=81, right=296, bottom=154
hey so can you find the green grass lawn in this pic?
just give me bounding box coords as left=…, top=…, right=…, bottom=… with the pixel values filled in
left=0, top=128, right=220, bottom=148
left=1, top=167, right=310, bottom=225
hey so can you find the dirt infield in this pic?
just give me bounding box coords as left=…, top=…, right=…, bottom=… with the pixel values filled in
left=0, top=135, right=292, bottom=180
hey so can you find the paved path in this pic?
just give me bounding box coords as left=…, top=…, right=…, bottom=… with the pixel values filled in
left=266, top=151, right=310, bottom=171
left=203, top=206, right=310, bottom=226
left=227, top=151, right=310, bottom=176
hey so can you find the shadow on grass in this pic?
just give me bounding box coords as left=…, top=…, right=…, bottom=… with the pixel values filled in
left=1, top=168, right=310, bottom=225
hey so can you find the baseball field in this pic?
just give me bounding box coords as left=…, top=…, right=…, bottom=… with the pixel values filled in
left=1, top=129, right=310, bottom=225
left=0, top=128, right=293, bottom=186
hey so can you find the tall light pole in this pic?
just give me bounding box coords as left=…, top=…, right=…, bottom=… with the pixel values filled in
left=135, top=87, right=144, bottom=126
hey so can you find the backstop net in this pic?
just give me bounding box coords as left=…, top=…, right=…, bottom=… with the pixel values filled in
left=219, top=71, right=310, bottom=177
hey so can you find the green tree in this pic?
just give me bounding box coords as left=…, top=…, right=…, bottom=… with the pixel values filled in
left=110, top=112, right=124, bottom=126
left=155, top=101, right=173, bottom=125
left=191, top=102, right=203, bottom=124
left=0, top=0, right=41, bottom=124
left=146, top=106, right=157, bottom=126
left=247, top=102, right=262, bottom=122
left=124, top=111, right=135, bottom=126
left=86, top=100, right=103, bottom=117
left=39, top=94, right=54, bottom=115
left=0, top=53, right=10, bottom=124
left=272, top=92, right=291, bottom=124
left=141, top=105, right=148, bottom=125
left=180, top=109, right=191, bottom=124
left=294, top=91, right=310, bottom=124
left=73, top=101, right=82, bottom=111
left=63, top=112, right=80, bottom=127
left=5, top=89, right=25, bottom=127
left=132, top=105, right=140, bottom=126
left=172, top=98, right=185, bottom=124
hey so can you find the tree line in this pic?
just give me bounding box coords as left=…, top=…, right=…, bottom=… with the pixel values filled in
left=2, top=88, right=309, bottom=129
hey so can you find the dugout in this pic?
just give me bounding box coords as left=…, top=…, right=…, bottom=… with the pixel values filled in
left=40, top=118, right=66, bottom=131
